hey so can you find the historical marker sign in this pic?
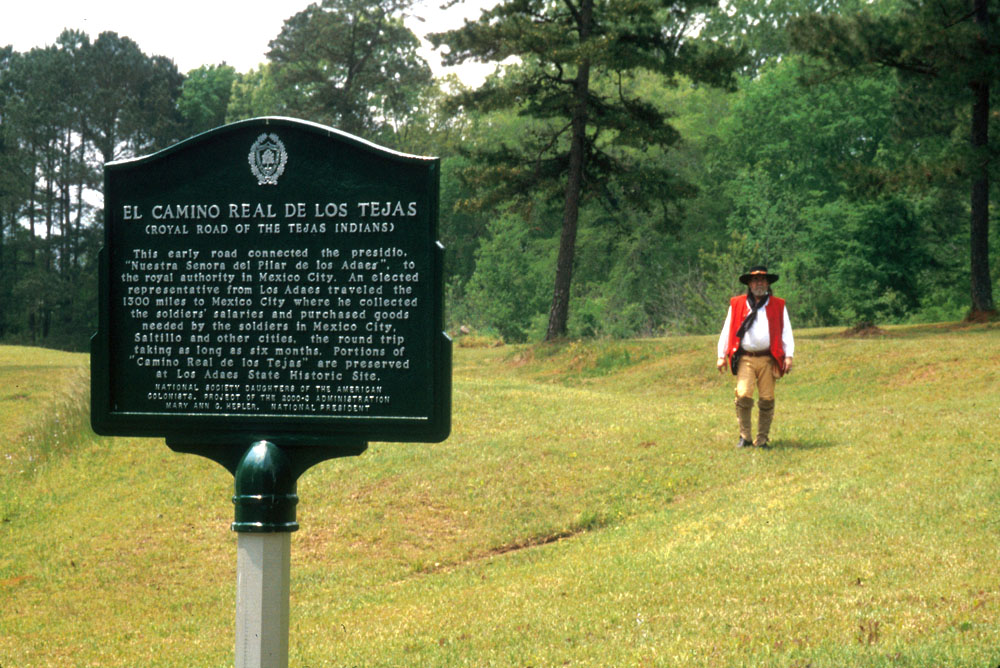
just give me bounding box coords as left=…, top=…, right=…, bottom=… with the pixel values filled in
left=91, top=118, right=451, bottom=447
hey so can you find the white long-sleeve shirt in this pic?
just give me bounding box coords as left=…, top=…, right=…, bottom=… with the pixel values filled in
left=716, top=297, right=795, bottom=358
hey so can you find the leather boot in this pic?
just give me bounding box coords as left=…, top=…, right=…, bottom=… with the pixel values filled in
left=756, top=398, right=775, bottom=447
left=735, top=396, right=754, bottom=443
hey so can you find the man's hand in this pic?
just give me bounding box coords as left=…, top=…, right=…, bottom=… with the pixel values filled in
left=784, top=357, right=794, bottom=374
left=717, top=357, right=727, bottom=374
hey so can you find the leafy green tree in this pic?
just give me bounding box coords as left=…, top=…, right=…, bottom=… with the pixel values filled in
left=2, top=34, right=100, bottom=303
left=790, top=0, right=999, bottom=316
left=178, top=64, right=237, bottom=136
left=0, top=31, right=182, bottom=348
left=700, top=0, right=869, bottom=76
left=569, top=219, right=675, bottom=337
left=438, top=154, right=488, bottom=285
left=84, top=32, right=184, bottom=163
left=2, top=43, right=67, bottom=339
left=431, top=0, right=742, bottom=340
left=267, top=0, right=433, bottom=144
left=465, top=211, right=552, bottom=342
left=712, top=57, right=939, bottom=325
left=226, top=65, right=283, bottom=122
left=0, top=48, right=22, bottom=336
left=791, top=196, right=923, bottom=325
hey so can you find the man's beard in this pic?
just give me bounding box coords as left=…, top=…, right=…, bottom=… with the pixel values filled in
left=751, top=286, right=769, bottom=299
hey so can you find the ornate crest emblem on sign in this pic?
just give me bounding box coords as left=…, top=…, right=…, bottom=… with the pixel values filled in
left=248, top=133, right=287, bottom=185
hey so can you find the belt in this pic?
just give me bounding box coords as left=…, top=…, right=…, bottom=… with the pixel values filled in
left=741, top=349, right=771, bottom=357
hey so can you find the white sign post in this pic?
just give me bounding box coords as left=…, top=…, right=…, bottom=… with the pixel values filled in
left=236, top=533, right=291, bottom=668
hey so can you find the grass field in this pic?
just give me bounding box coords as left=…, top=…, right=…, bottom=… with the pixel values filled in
left=1, top=322, right=999, bottom=667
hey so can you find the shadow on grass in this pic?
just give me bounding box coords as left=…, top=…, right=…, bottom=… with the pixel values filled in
left=773, top=438, right=837, bottom=450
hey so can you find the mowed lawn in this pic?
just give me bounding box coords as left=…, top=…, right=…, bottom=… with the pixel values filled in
left=1, top=322, right=998, bottom=667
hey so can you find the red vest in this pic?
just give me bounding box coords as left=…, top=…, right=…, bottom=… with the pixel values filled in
left=725, top=295, right=787, bottom=376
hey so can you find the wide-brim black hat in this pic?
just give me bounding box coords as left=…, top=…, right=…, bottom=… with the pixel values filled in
left=739, top=266, right=779, bottom=284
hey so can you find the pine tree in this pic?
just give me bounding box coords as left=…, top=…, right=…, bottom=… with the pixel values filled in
left=431, top=0, right=742, bottom=339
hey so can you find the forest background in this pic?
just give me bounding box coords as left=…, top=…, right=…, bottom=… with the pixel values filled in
left=0, top=0, right=997, bottom=350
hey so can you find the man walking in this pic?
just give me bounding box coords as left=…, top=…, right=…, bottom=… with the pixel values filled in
left=716, top=266, right=795, bottom=449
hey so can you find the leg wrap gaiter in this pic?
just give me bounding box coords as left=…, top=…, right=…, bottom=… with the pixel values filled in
left=756, top=398, right=775, bottom=444
left=735, top=396, right=754, bottom=440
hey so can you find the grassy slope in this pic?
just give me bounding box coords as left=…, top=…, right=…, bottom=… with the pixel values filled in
left=0, top=324, right=998, bottom=667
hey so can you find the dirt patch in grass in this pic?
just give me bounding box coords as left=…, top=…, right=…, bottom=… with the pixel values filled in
left=841, top=322, right=889, bottom=338
left=965, top=309, right=998, bottom=324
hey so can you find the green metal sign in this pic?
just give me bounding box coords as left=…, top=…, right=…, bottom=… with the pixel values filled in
left=91, top=118, right=451, bottom=466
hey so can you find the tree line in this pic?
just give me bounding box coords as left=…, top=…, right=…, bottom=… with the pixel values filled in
left=1, top=0, right=996, bottom=350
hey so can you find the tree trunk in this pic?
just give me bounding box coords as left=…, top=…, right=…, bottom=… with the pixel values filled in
left=545, top=0, right=593, bottom=341
left=969, top=83, right=991, bottom=313
left=969, top=0, right=994, bottom=315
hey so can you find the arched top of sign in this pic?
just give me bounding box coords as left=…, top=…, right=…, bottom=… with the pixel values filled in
left=107, top=117, right=438, bottom=170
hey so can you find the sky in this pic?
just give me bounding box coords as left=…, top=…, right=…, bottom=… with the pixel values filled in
left=0, top=0, right=500, bottom=86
